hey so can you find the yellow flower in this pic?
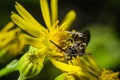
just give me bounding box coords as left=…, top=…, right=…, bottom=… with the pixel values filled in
left=0, top=22, right=25, bottom=63
left=51, top=55, right=101, bottom=80
left=52, top=55, right=120, bottom=80
left=11, top=0, right=76, bottom=58
left=11, top=0, right=76, bottom=79
left=100, top=68, right=119, bottom=80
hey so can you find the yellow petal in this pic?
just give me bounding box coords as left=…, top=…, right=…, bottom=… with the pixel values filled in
left=86, top=55, right=101, bottom=73
left=40, top=0, right=52, bottom=30
left=1, top=22, right=15, bottom=32
left=11, top=12, right=44, bottom=37
left=60, top=10, right=76, bottom=30
left=51, top=0, right=58, bottom=25
left=19, top=34, right=44, bottom=48
left=0, top=29, right=18, bottom=47
left=50, top=59, right=81, bottom=72
left=15, top=2, right=45, bottom=32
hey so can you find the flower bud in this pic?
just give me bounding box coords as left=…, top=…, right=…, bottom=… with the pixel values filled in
left=18, top=47, right=45, bottom=79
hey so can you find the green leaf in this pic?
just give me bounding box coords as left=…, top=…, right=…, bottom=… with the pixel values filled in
left=55, top=73, right=66, bottom=80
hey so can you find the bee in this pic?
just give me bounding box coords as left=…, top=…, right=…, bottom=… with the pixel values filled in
left=50, top=30, right=90, bottom=60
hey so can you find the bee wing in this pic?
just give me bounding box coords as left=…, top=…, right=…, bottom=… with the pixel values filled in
left=83, top=30, right=90, bottom=45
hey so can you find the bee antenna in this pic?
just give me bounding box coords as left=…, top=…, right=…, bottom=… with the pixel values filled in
left=50, top=40, right=67, bottom=53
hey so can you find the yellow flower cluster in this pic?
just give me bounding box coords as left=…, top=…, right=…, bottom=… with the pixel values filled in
left=10, top=0, right=119, bottom=80
left=0, top=0, right=119, bottom=80
left=0, top=22, right=25, bottom=63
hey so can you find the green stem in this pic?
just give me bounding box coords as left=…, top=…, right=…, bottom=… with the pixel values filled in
left=0, top=59, right=18, bottom=77
left=18, top=74, right=26, bottom=80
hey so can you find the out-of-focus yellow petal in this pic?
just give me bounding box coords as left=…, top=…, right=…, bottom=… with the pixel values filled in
left=40, top=0, right=52, bottom=30
left=51, top=0, right=58, bottom=25
left=86, top=55, right=101, bottom=73
left=0, top=28, right=20, bottom=48
left=60, top=10, right=76, bottom=30
left=15, top=2, right=45, bottom=33
left=100, top=69, right=119, bottom=80
left=11, top=12, right=45, bottom=37
left=1, top=22, right=15, bottom=32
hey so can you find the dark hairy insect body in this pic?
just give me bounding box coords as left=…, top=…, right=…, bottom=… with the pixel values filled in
left=50, top=30, right=90, bottom=60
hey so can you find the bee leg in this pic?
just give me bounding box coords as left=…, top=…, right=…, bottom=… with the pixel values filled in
left=78, top=52, right=92, bottom=56
left=78, top=53, right=85, bottom=56
left=64, top=53, right=72, bottom=60
left=84, top=52, right=92, bottom=55
left=67, top=38, right=74, bottom=43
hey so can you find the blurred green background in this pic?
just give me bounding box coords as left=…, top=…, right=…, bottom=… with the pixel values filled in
left=0, top=0, right=120, bottom=80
